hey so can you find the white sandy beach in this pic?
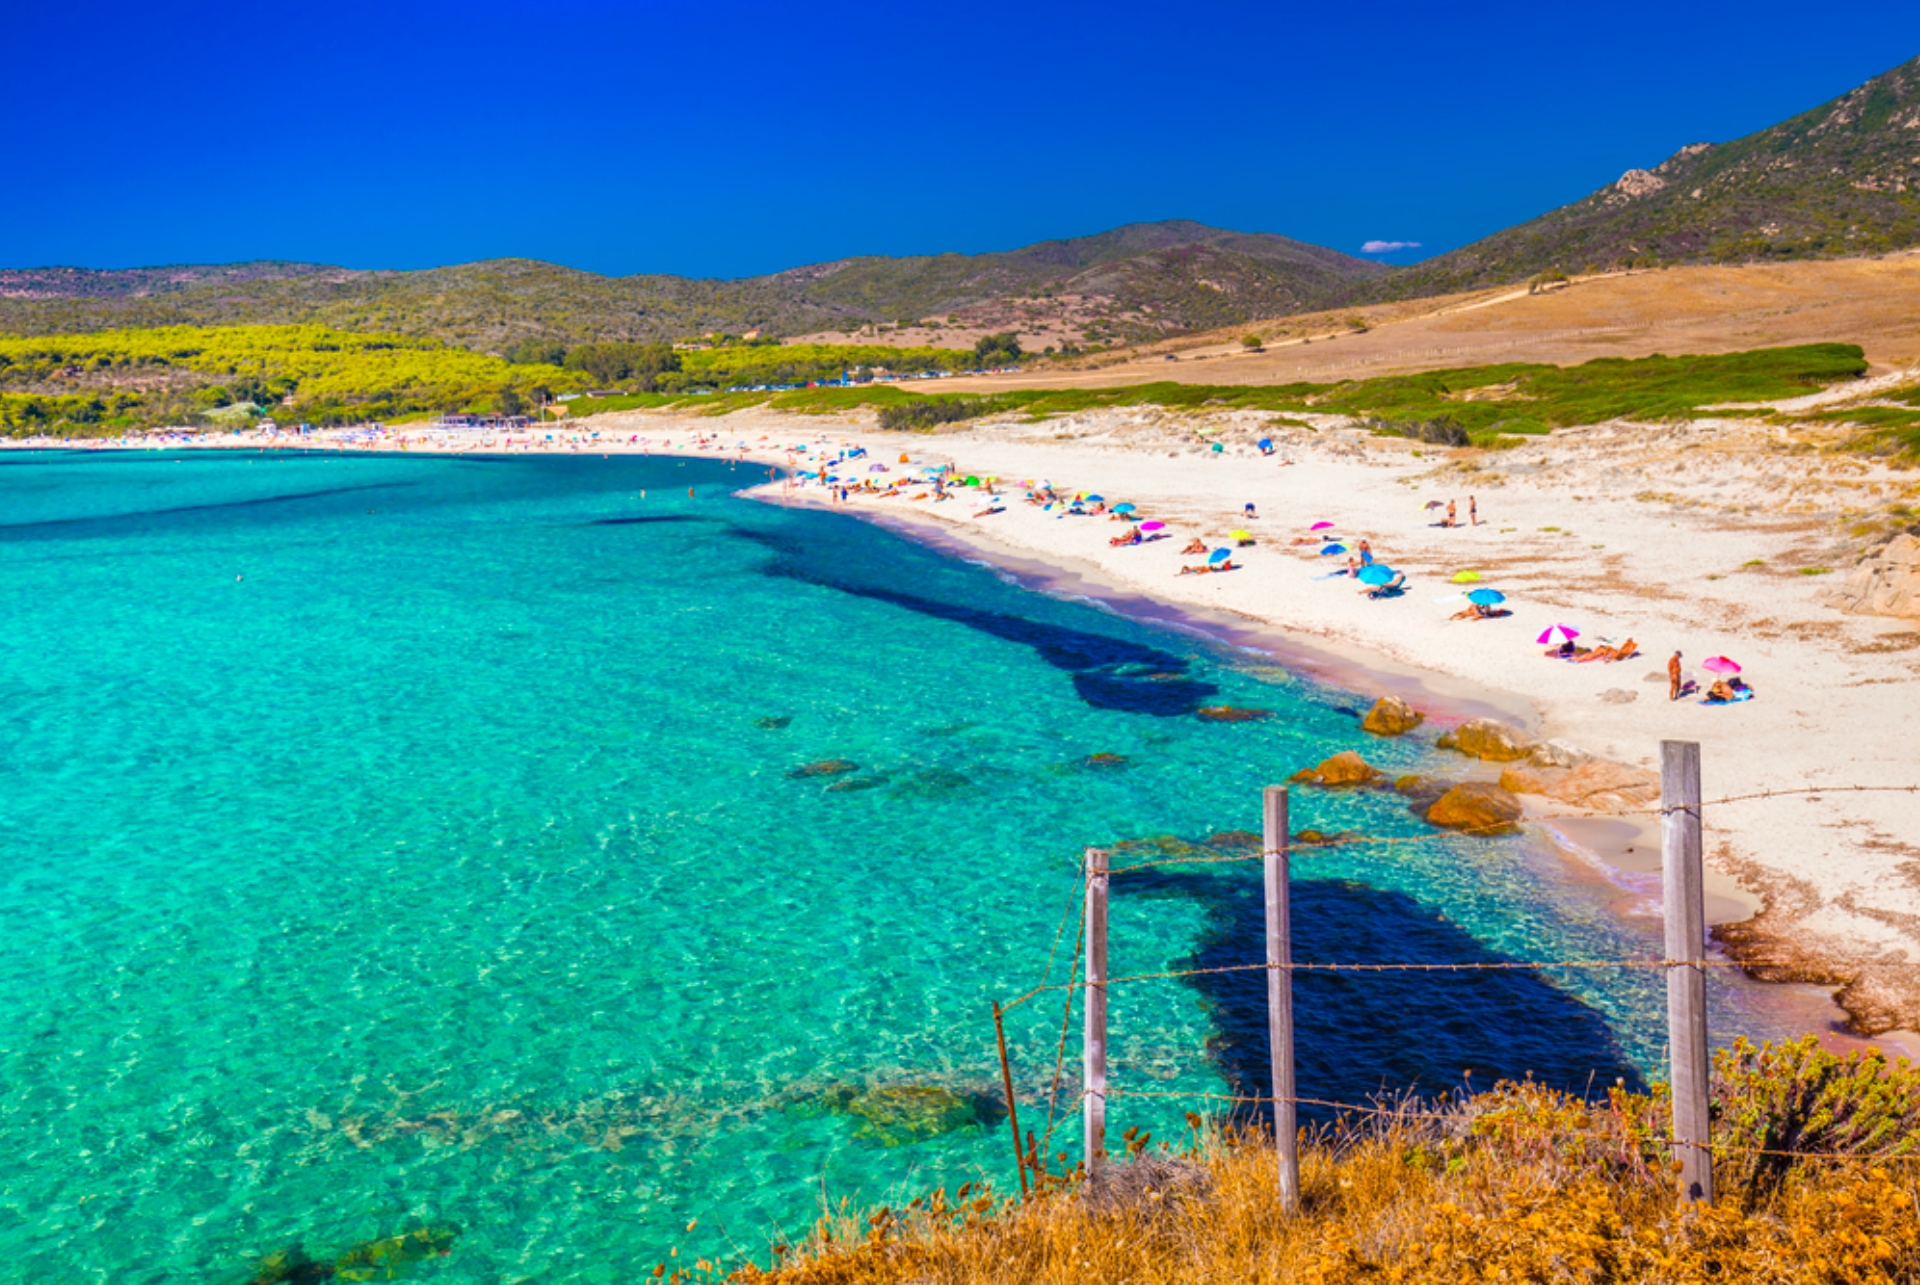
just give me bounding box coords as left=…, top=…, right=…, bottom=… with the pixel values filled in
left=34, top=407, right=1920, bottom=1047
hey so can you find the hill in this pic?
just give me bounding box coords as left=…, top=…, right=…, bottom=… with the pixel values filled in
left=0, top=222, right=1387, bottom=353
left=1363, top=54, right=1920, bottom=300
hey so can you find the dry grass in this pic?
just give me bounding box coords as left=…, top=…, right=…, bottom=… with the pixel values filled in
left=721, top=1039, right=1920, bottom=1285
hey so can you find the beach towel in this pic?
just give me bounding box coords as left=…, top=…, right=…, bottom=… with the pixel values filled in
left=1701, top=690, right=1755, bottom=705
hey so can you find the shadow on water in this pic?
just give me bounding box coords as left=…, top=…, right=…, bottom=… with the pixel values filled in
left=588, top=515, right=719, bottom=527
left=0, top=481, right=415, bottom=539
left=1121, top=867, right=1643, bottom=1123
left=723, top=525, right=1219, bottom=716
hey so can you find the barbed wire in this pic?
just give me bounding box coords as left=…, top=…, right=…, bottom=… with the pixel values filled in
left=1002, top=954, right=1920, bottom=1010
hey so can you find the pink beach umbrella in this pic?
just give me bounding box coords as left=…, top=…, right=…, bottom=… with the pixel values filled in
left=1535, top=625, right=1580, bottom=645
left=1702, top=655, right=1742, bottom=674
left=1310, top=521, right=1336, bottom=530
left=1139, top=521, right=1167, bottom=532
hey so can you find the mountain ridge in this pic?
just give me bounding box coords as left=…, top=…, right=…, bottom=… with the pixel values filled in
left=1355, top=54, right=1920, bottom=301
left=0, top=222, right=1387, bottom=352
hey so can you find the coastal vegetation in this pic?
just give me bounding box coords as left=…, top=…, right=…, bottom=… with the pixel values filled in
left=744, top=1037, right=1920, bottom=1284
left=0, top=326, right=1880, bottom=449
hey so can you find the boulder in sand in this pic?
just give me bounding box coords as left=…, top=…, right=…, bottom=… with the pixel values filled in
left=1824, top=534, right=1920, bottom=618
left=1360, top=695, right=1424, bottom=736
left=1499, top=759, right=1659, bottom=811
left=1425, top=782, right=1523, bottom=834
left=1288, top=750, right=1381, bottom=787
left=1435, top=718, right=1532, bottom=762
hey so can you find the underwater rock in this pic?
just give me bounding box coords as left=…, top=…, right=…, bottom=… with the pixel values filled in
left=247, top=1248, right=333, bottom=1285
left=1201, top=830, right=1263, bottom=856
left=248, top=1224, right=461, bottom=1285
left=1111, top=834, right=1211, bottom=861
left=786, top=759, right=860, bottom=779
left=782, top=1083, right=987, bottom=1146
left=1360, top=695, right=1424, bottom=736
left=826, top=776, right=890, bottom=793
left=847, top=1085, right=981, bottom=1146
left=1080, top=752, right=1131, bottom=770
left=1392, top=774, right=1454, bottom=806
left=1195, top=706, right=1273, bottom=723
left=754, top=716, right=792, bottom=729
left=1288, top=750, right=1381, bottom=787
left=1425, top=782, right=1523, bottom=834
left=888, top=768, right=975, bottom=799
left=332, top=1224, right=462, bottom=1282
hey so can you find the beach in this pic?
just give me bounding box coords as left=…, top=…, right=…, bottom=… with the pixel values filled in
left=26, top=407, right=1920, bottom=1048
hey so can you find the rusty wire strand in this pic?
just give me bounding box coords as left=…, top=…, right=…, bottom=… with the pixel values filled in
left=1004, top=955, right=1920, bottom=1004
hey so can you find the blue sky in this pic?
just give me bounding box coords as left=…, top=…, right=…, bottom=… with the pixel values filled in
left=12, top=1, right=1920, bottom=278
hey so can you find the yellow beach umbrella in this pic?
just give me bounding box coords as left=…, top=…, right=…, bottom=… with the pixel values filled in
left=1229, top=529, right=1253, bottom=541
left=1450, top=570, right=1482, bottom=583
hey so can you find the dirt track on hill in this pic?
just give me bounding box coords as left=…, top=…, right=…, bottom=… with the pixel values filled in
left=932, top=252, right=1920, bottom=391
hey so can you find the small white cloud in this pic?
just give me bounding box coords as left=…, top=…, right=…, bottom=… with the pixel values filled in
left=1360, top=240, right=1422, bottom=254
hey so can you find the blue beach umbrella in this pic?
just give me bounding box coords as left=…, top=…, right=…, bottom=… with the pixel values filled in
left=1112, top=502, right=1137, bottom=514
left=1083, top=494, right=1105, bottom=503
left=1358, top=564, right=1397, bottom=586
left=1208, top=548, right=1233, bottom=564
left=1319, top=543, right=1347, bottom=555
left=1258, top=438, right=1273, bottom=451
left=1467, top=588, right=1506, bottom=606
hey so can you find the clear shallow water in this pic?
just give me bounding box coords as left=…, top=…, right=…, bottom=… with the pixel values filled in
left=0, top=450, right=1796, bottom=1282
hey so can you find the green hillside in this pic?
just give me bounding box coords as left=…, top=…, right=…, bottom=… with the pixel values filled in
left=0, top=222, right=1386, bottom=351
left=1360, top=54, right=1920, bottom=300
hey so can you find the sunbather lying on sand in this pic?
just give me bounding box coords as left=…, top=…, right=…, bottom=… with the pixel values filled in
left=1181, top=538, right=1208, bottom=555
left=1360, top=572, right=1405, bottom=598
left=1110, top=528, right=1142, bottom=546
left=1178, top=564, right=1213, bottom=576
left=1575, top=638, right=1638, bottom=663
left=1450, top=603, right=1500, bottom=621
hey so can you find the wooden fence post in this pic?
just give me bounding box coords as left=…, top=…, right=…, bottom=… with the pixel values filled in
left=1264, top=785, right=1300, bottom=1213
left=1084, top=846, right=1109, bottom=1178
left=1662, top=740, right=1714, bottom=1204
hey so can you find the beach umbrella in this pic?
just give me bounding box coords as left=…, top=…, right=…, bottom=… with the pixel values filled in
left=1310, top=520, right=1336, bottom=530
left=869, top=463, right=887, bottom=471
left=1702, top=656, right=1742, bottom=674
left=1320, top=543, right=1347, bottom=555
left=1468, top=589, right=1507, bottom=606
left=1084, top=494, right=1106, bottom=503
left=1450, top=570, right=1482, bottom=583
left=1257, top=438, right=1273, bottom=451
left=964, top=475, right=979, bottom=486
left=1211, top=443, right=1225, bottom=452
left=1535, top=625, right=1580, bottom=645
left=1140, top=521, right=1167, bottom=532
left=1208, top=548, right=1233, bottom=564
left=1425, top=500, right=1445, bottom=510
left=898, top=453, right=910, bottom=463
left=1358, top=564, right=1397, bottom=586
left=1112, top=502, right=1137, bottom=514
left=1229, top=529, right=1252, bottom=541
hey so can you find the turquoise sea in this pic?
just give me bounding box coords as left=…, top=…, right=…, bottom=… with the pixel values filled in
left=0, top=450, right=1799, bottom=1282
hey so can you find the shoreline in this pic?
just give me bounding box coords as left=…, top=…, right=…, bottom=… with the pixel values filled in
left=19, top=418, right=1920, bottom=1055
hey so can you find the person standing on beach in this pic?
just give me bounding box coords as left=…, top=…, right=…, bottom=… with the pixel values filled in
left=1469, top=495, right=1478, bottom=526
left=1445, top=500, right=1457, bottom=528
left=1669, top=650, right=1684, bottom=701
